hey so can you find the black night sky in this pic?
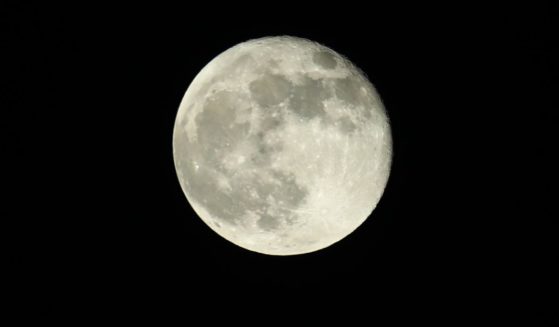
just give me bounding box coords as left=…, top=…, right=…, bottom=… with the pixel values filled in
left=5, top=3, right=556, bottom=322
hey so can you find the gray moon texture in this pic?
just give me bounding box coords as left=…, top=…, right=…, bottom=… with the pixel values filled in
left=173, top=36, right=392, bottom=255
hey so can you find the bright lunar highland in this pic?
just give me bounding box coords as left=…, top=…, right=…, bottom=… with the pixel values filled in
left=173, top=36, right=392, bottom=255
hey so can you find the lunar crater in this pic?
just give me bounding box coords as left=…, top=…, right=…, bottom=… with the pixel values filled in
left=312, top=50, right=338, bottom=69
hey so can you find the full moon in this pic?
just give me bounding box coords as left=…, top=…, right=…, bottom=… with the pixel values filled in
left=173, top=36, right=392, bottom=255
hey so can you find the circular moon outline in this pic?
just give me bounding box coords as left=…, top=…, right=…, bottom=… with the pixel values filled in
left=173, top=36, right=392, bottom=255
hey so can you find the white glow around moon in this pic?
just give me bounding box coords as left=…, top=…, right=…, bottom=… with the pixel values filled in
left=173, top=36, right=392, bottom=255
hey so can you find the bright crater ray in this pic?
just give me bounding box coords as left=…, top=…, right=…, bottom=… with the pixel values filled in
left=173, top=36, right=392, bottom=255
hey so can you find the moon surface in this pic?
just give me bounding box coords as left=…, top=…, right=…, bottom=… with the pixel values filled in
left=173, top=36, right=392, bottom=255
